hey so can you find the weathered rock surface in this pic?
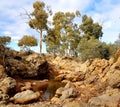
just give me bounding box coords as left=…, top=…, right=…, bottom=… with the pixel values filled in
left=52, top=82, right=78, bottom=102
left=0, top=91, right=9, bottom=104
left=88, top=88, right=120, bottom=107
left=15, top=79, right=48, bottom=92
left=10, top=90, right=40, bottom=104
left=0, top=65, right=6, bottom=79
left=5, top=53, right=49, bottom=78
left=0, top=77, right=16, bottom=94
left=63, top=101, right=85, bottom=107
left=1, top=52, right=120, bottom=106
left=0, top=77, right=16, bottom=104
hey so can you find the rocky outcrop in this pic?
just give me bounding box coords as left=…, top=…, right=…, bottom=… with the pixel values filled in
left=5, top=53, right=49, bottom=79
left=50, top=56, right=120, bottom=106
left=1, top=52, right=120, bottom=106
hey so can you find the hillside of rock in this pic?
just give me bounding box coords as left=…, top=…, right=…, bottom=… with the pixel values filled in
left=0, top=50, right=120, bottom=107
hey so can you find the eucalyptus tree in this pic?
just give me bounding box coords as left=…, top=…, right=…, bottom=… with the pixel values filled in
left=45, top=11, right=81, bottom=56
left=80, top=15, right=103, bottom=40
left=28, top=1, right=52, bottom=53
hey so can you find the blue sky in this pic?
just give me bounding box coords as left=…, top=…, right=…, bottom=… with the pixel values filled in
left=0, top=0, right=120, bottom=53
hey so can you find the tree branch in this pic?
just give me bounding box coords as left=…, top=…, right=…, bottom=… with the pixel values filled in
left=22, top=8, right=40, bottom=33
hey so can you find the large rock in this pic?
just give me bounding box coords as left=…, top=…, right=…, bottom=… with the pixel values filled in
left=54, top=82, right=78, bottom=101
left=0, top=77, right=16, bottom=94
left=15, top=79, right=48, bottom=92
left=11, top=90, right=40, bottom=104
left=60, top=87, right=78, bottom=100
left=65, top=71, right=85, bottom=82
left=88, top=88, right=120, bottom=107
left=52, top=56, right=81, bottom=71
left=0, top=91, right=9, bottom=104
left=106, top=57, right=120, bottom=88
left=0, top=77, right=16, bottom=104
left=6, top=55, right=49, bottom=79
left=108, top=69, right=120, bottom=88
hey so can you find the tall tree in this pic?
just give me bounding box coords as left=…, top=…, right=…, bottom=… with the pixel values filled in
left=80, top=15, right=103, bottom=40
left=45, top=11, right=81, bottom=56
left=28, top=1, right=51, bottom=53
left=44, top=29, right=60, bottom=54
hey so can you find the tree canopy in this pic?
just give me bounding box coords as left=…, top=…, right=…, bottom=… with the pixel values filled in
left=0, top=36, right=11, bottom=46
left=18, top=35, right=38, bottom=51
left=45, top=11, right=81, bottom=56
left=77, top=38, right=110, bottom=61
left=80, top=15, right=103, bottom=40
left=22, top=0, right=118, bottom=61
left=28, top=1, right=51, bottom=53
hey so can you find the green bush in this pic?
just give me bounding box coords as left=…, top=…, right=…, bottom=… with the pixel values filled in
left=77, top=38, right=110, bottom=61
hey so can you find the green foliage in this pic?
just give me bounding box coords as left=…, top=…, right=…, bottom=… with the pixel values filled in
left=29, top=1, right=51, bottom=53
left=0, top=36, right=11, bottom=46
left=77, top=38, right=110, bottom=61
left=29, top=1, right=48, bottom=31
left=44, top=29, right=60, bottom=54
left=45, top=11, right=81, bottom=56
left=114, top=34, right=120, bottom=47
left=18, top=35, right=38, bottom=51
left=80, top=15, right=103, bottom=40
left=107, top=43, right=119, bottom=57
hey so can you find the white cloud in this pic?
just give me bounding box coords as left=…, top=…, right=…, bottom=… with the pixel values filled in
left=86, top=0, right=120, bottom=43
left=44, top=0, right=92, bottom=13
left=1, top=0, right=120, bottom=52
left=3, top=31, right=12, bottom=35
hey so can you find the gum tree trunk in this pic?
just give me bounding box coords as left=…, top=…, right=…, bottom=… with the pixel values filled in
left=40, top=30, right=42, bottom=53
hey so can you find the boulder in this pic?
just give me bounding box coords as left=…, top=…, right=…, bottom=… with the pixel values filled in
left=15, top=79, right=49, bottom=92
left=55, top=87, right=64, bottom=97
left=0, top=91, right=9, bottom=104
left=0, top=77, right=16, bottom=94
left=6, top=57, right=49, bottom=79
left=60, top=87, right=78, bottom=100
left=11, top=90, right=40, bottom=104
left=55, top=74, right=66, bottom=81
left=88, top=88, right=120, bottom=107
left=25, top=53, right=39, bottom=62
left=54, top=82, right=78, bottom=101
left=65, top=71, right=85, bottom=82
left=108, top=69, right=120, bottom=88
